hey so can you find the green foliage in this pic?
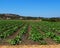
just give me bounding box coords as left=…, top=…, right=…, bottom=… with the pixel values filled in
left=0, top=20, right=60, bottom=45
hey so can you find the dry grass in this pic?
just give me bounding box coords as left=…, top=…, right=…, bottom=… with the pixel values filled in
left=0, top=45, right=60, bottom=48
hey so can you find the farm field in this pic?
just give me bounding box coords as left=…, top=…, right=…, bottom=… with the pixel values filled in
left=0, top=20, right=60, bottom=45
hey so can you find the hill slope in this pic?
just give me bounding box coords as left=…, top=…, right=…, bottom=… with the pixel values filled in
left=0, top=14, right=60, bottom=22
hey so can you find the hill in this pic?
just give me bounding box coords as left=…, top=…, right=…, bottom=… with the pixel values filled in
left=0, top=14, right=24, bottom=20
left=0, top=14, right=43, bottom=20
left=0, top=14, right=60, bottom=22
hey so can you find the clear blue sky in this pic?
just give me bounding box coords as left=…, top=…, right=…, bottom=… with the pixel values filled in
left=0, top=0, right=60, bottom=17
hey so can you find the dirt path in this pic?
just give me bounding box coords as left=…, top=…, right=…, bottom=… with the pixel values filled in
left=0, top=24, right=25, bottom=45
left=0, top=45, right=60, bottom=48
left=53, top=30, right=60, bottom=36
left=37, top=26, right=57, bottom=45
left=0, top=27, right=21, bottom=45
left=7, top=28, right=20, bottom=39
left=6, top=24, right=25, bottom=39
left=21, top=25, right=40, bottom=45
left=44, top=38, right=57, bottom=45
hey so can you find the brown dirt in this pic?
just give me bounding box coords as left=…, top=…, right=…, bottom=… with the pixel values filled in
left=0, top=45, right=60, bottom=48
left=0, top=24, right=25, bottom=45
left=7, top=24, right=25, bottom=39
left=0, top=27, right=20, bottom=45
left=0, top=40, right=8, bottom=45
left=37, top=26, right=57, bottom=45
left=21, top=25, right=40, bottom=45
left=54, top=31, right=60, bottom=36
left=7, top=28, right=20, bottom=39
left=0, top=21, right=59, bottom=45
left=44, top=38, right=57, bottom=45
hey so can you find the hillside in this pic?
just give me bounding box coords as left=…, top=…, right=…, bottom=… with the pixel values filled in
left=0, top=14, right=60, bottom=22
left=0, top=14, right=24, bottom=20
left=0, top=14, right=44, bottom=20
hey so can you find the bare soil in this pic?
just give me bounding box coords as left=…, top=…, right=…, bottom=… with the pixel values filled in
left=7, top=28, right=20, bottom=39
left=0, top=45, right=60, bottom=48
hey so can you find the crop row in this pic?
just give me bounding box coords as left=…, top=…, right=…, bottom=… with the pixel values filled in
left=8, top=24, right=28, bottom=45
left=29, top=23, right=47, bottom=45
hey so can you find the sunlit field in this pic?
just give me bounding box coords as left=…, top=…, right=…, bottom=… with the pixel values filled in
left=0, top=20, right=60, bottom=45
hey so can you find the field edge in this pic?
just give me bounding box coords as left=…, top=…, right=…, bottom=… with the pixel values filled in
left=0, top=44, right=60, bottom=48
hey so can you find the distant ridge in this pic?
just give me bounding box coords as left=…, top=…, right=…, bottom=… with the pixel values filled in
left=0, top=13, right=42, bottom=20
left=0, top=13, right=60, bottom=22
left=0, top=14, right=24, bottom=20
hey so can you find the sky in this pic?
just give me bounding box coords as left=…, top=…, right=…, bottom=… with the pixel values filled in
left=0, top=0, right=60, bottom=17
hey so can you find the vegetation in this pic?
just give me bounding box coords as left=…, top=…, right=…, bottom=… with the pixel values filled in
left=0, top=20, right=60, bottom=45
left=0, top=14, right=60, bottom=21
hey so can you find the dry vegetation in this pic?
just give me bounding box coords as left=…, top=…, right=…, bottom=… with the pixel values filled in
left=0, top=45, right=60, bottom=48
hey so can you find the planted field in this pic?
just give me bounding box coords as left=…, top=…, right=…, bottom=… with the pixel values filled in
left=0, top=20, right=60, bottom=45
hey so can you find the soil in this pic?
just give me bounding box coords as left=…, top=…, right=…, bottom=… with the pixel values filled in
left=7, top=24, right=25, bottom=39
left=0, top=23, right=59, bottom=45
left=0, top=27, right=20, bottom=45
left=0, top=45, right=60, bottom=48
left=37, top=26, right=57, bottom=45
left=7, top=28, right=20, bottom=39
left=0, top=24, right=25, bottom=45
left=21, top=25, right=40, bottom=45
